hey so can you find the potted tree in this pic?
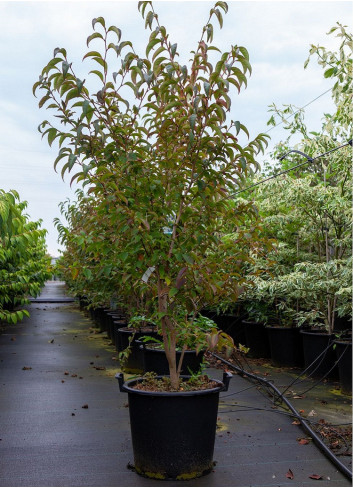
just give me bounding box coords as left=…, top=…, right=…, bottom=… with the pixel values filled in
left=34, top=1, right=270, bottom=479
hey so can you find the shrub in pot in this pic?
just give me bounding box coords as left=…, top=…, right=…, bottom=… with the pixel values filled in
left=35, top=1, right=270, bottom=479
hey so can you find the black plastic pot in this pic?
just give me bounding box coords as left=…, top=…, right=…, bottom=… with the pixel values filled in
left=116, top=372, right=232, bottom=481
left=334, top=340, right=352, bottom=395
left=106, top=311, right=126, bottom=340
left=78, top=296, right=90, bottom=309
left=300, top=330, right=339, bottom=380
left=141, top=344, right=204, bottom=375
left=266, top=326, right=303, bottom=367
left=242, top=320, right=271, bottom=358
left=116, top=327, right=161, bottom=374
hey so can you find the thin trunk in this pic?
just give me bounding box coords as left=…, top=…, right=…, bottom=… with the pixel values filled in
left=177, top=345, right=187, bottom=377
left=157, top=275, right=179, bottom=389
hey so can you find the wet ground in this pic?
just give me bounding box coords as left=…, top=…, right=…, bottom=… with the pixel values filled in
left=0, top=282, right=351, bottom=487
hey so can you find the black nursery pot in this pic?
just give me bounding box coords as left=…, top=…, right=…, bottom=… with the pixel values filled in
left=266, top=326, right=303, bottom=367
left=117, top=327, right=161, bottom=374
left=141, top=344, right=204, bottom=375
left=300, top=330, right=339, bottom=380
left=106, top=311, right=126, bottom=340
left=116, top=372, right=232, bottom=481
left=334, top=340, right=352, bottom=395
left=242, top=320, right=271, bottom=358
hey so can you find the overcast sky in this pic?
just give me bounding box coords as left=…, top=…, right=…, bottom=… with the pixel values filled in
left=0, top=0, right=351, bottom=256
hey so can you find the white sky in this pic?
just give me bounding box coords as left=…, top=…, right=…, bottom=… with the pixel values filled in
left=0, top=0, right=352, bottom=256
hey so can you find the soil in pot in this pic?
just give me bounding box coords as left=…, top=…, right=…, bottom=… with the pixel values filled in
left=300, top=330, right=339, bottom=380
left=242, top=320, right=271, bottom=358
left=116, top=372, right=231, bottom=481
left=141, top=343, right=205, bottom=376
left=334, top=339, right=352, bottom=395
left=266, top=325, right=303, bottom=367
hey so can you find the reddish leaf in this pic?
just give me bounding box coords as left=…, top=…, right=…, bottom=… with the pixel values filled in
left=176, top=267, right=188, bottom=289
left=298, top=438, right=309, bottom=445
left=309, top=474, right=322, bottom=480
left=286, top=469, right=294, bottom=480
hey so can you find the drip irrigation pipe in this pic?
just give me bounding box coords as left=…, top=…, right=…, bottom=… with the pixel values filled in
left=211, top=352, right=352, bottom=481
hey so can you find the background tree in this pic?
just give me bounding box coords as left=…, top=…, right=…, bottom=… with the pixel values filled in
left=237, top=23, right=352, bottom=333
left=0, top=189, right=50, bottom=325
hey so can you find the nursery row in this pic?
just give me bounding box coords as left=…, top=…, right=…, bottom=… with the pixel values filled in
left=80, top=299, right=352, bottom=396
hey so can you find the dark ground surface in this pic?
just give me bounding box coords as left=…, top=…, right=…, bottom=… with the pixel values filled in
left=0, top=282, right=351, bottom=487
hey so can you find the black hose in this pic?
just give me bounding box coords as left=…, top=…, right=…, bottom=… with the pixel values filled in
left=211, top=352, right=352, bottom=481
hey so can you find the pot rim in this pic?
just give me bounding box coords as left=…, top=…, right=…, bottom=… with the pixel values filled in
left=265, top=325, right=299, bottom=330
left=300, top=330, right=333, bottom=337
left=117, top=326, right=158, bottom=333
left=139, top=343, right=201, bottom=354
left=116, top=372, right=231, bottom=397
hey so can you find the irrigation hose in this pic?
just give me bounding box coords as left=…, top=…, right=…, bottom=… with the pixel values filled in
left=212, top=352, right=352, bottom=481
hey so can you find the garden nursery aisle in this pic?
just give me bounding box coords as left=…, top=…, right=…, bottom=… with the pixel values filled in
left=0, top=281, right=350, bottom=487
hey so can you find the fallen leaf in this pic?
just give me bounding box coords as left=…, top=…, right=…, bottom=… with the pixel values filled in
left=308, top=410, right=317, bottom=417
left=71, top=374, right=77, bottom=377
left=64, top=371, right=69, bottom=375
left=11, top=337, right=16, bottom=341
left=82, top=404, right=88, bottom=409
left=293, top=395, right=304, bottom=399
left=292, top=420, right=301, bottom=425
left=330, top=440, right=340, bottom=449
left=71, top=413, right=75, bottom=416
left=286, top=469, right=294, bottom=480
left=299, top=409, right=305, bottom=414
left=94, top=366, right=106, bottom=370
left=298, top=438, right=309, bottom=445
left=22, top=366, right=32, bottom=370
left=309, top=474, right=322, bottom=480
left=61, top=380, right=65, bottom=383
left=49, top=339, right=54, bottom=343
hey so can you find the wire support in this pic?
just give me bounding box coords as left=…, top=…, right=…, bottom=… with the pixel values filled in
left=232, top=138, right=352, bottom=197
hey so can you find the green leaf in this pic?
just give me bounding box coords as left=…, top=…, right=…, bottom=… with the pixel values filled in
left=47, top=128, right=57, bottom=146
left=324, top=67, right=336, bottom=78
left=146, top=38, right=161, bottom=57
left=189, top=114, right=197, bottom=131
left=92, top=17, right=105, bottom=30
left=62, top=61, right=70, bottom=78
left=86, top=32, right=104, bottom=46
left=182, top=254, right=194, bottom=264
left=169, top=287, right=179, bottom=298
left=107, top=25, right=122, bottom=41
left=83, top=268, right=92, bottom=279
left=89, top=70, right=104, bottom=82
left=83, top=50, right=103, bottom=61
